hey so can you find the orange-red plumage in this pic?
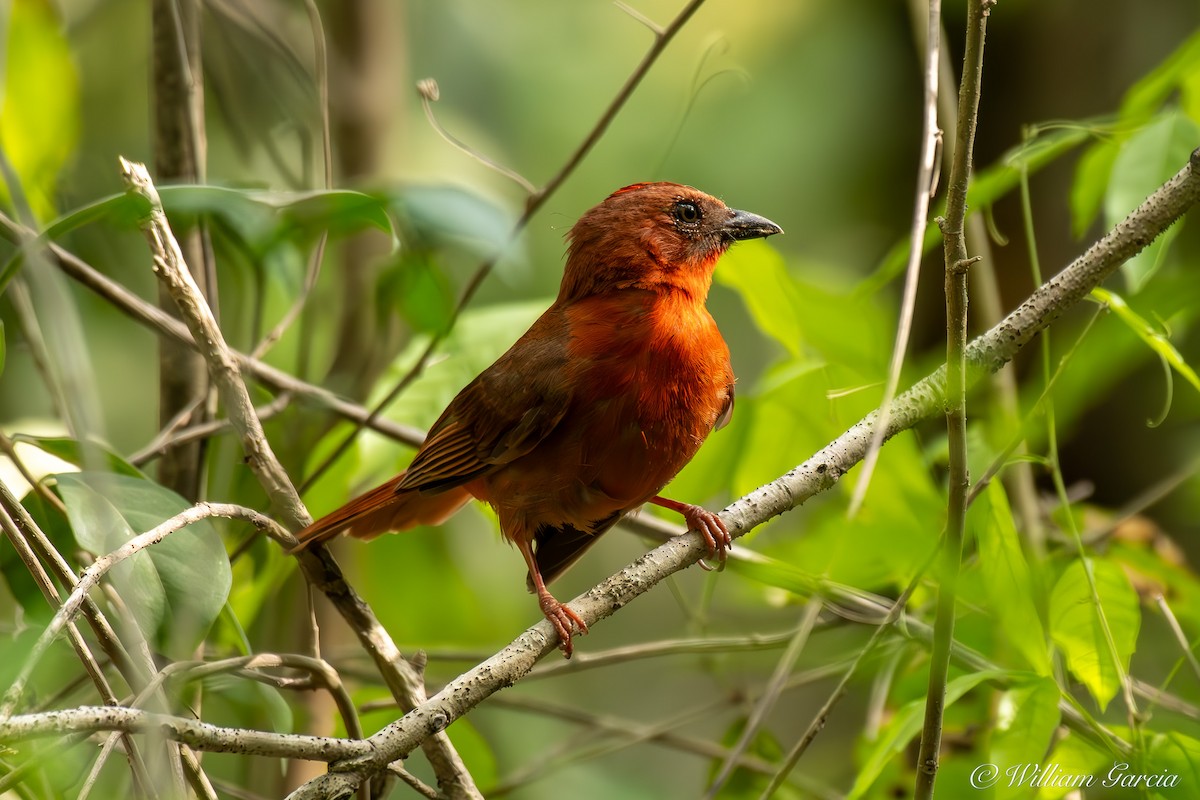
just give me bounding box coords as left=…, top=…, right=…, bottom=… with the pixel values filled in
left=292, top=183, right=782, bottom=656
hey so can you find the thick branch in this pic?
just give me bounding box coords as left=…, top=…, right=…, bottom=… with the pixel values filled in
left=287, top=148, right=1200, bottom=798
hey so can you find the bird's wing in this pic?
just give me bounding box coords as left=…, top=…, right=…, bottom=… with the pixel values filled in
left=396, top=317, right=573, bottom=494
left=714, top=384, right=735, bottom=431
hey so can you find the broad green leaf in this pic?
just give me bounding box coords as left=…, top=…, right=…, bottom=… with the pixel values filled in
left=0, top=0, right=80, bottom=221
left=849, top=670, right=1012, bottom=799
left=1091, top=287, right=1200, bottom=395
left=975, top=483, right=1051, bottom=674
left=1048, top=558, right=1140, bottom=711
left=990, top=677, right=1062, bottom=800
left=56, top=472, right=232, bottom=658
left=1104, top=109, right=1200, bottom=292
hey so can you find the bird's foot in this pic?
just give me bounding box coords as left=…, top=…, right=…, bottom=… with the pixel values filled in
left=679, top=503, right=732, bottom=571
left=538, top=590, right=588, bottom=658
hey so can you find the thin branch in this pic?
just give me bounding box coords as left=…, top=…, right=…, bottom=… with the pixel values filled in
left=916, top=1, right=991, bottom=796
left=849, top=0, right=942, bottom=516
left=705, top=598, right=822, bottom=797
left=0, top=706, right=375, bottom=762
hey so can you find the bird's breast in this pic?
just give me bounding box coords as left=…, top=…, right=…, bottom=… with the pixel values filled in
left=564, top=290, right=733, bottom=504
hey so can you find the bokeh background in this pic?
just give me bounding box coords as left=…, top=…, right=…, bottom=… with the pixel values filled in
left=2, top=0, right=1200, bottom=797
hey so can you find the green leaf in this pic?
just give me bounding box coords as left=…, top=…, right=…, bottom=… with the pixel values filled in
left=1104, top=109, right=1200, bottom=292
left=0, top=318, right=5, bottom=377
left=378, top=251, right=456, bottom=334
left=990, top=677, right=1062, bottom=800
left=974, top=483, right=1052, bottom=674
left=1147, top=732, right=1200, bottom=791
left=716, top=240, right=807, bottom=358
left=56, top=472, right=232, bottom=658
left=1091, top=287, right=1200, bottom=396
left=1070, top=140, right=1119, bottom=237
left=849, top=670, right=1010, bottom=799
left=0, top=0, right=80, bottom=221
left=387, top=184, right=516, bottom=258
left=1048, top=558, right=1140, bottom=711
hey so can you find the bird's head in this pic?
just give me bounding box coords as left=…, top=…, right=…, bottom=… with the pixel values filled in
left=560, top=182, right=782, bottom=302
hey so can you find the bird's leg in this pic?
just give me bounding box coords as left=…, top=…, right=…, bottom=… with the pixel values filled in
left=518, top=540, right=588, bottom=657
left=648, top=496, right=732, bottom=567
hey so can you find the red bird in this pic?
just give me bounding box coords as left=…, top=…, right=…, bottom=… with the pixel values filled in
left=292, top=183, right=782, bottom=656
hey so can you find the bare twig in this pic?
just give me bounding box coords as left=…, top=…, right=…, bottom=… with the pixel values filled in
left=849, top=0, right=942, bottom=516
left=0, top=706, right=375, bottom=761
left=705, top=598, right=822, bottom=797
left=118, top=158, right=482, bottom=798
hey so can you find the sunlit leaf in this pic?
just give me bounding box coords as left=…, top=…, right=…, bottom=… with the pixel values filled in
left=56, top=472, right=232, bottom=659
left=1104, top=109, right=1200, bottom=292
left=974, top=483, right=1051, bottom=675
left=0, top=0, right=80, bottom=220
left=716, top=240, right=807, bottom=358
left=1048, top=557, right=1140, bottom=711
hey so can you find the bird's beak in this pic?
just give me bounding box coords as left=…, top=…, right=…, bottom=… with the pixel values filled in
left=721, top=208, right=784, bottom=241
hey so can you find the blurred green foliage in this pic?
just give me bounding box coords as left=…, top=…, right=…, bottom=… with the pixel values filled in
left=1, top=1, right=1200, bottom=798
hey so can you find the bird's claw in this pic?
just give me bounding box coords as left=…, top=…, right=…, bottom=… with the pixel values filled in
left=538, top=591, right=588, bottom=658
left=681, top=505, right=732, bottom=569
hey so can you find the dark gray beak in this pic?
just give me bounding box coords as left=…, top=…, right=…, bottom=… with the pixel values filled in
left=721, top=208, right=784, bottom=241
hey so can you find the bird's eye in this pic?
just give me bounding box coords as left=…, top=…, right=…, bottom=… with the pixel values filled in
left=674, top=201, right=701, bottom=225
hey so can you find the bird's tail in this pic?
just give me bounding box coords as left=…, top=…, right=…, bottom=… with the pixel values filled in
left=289, top=473, right=472, bottom=552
